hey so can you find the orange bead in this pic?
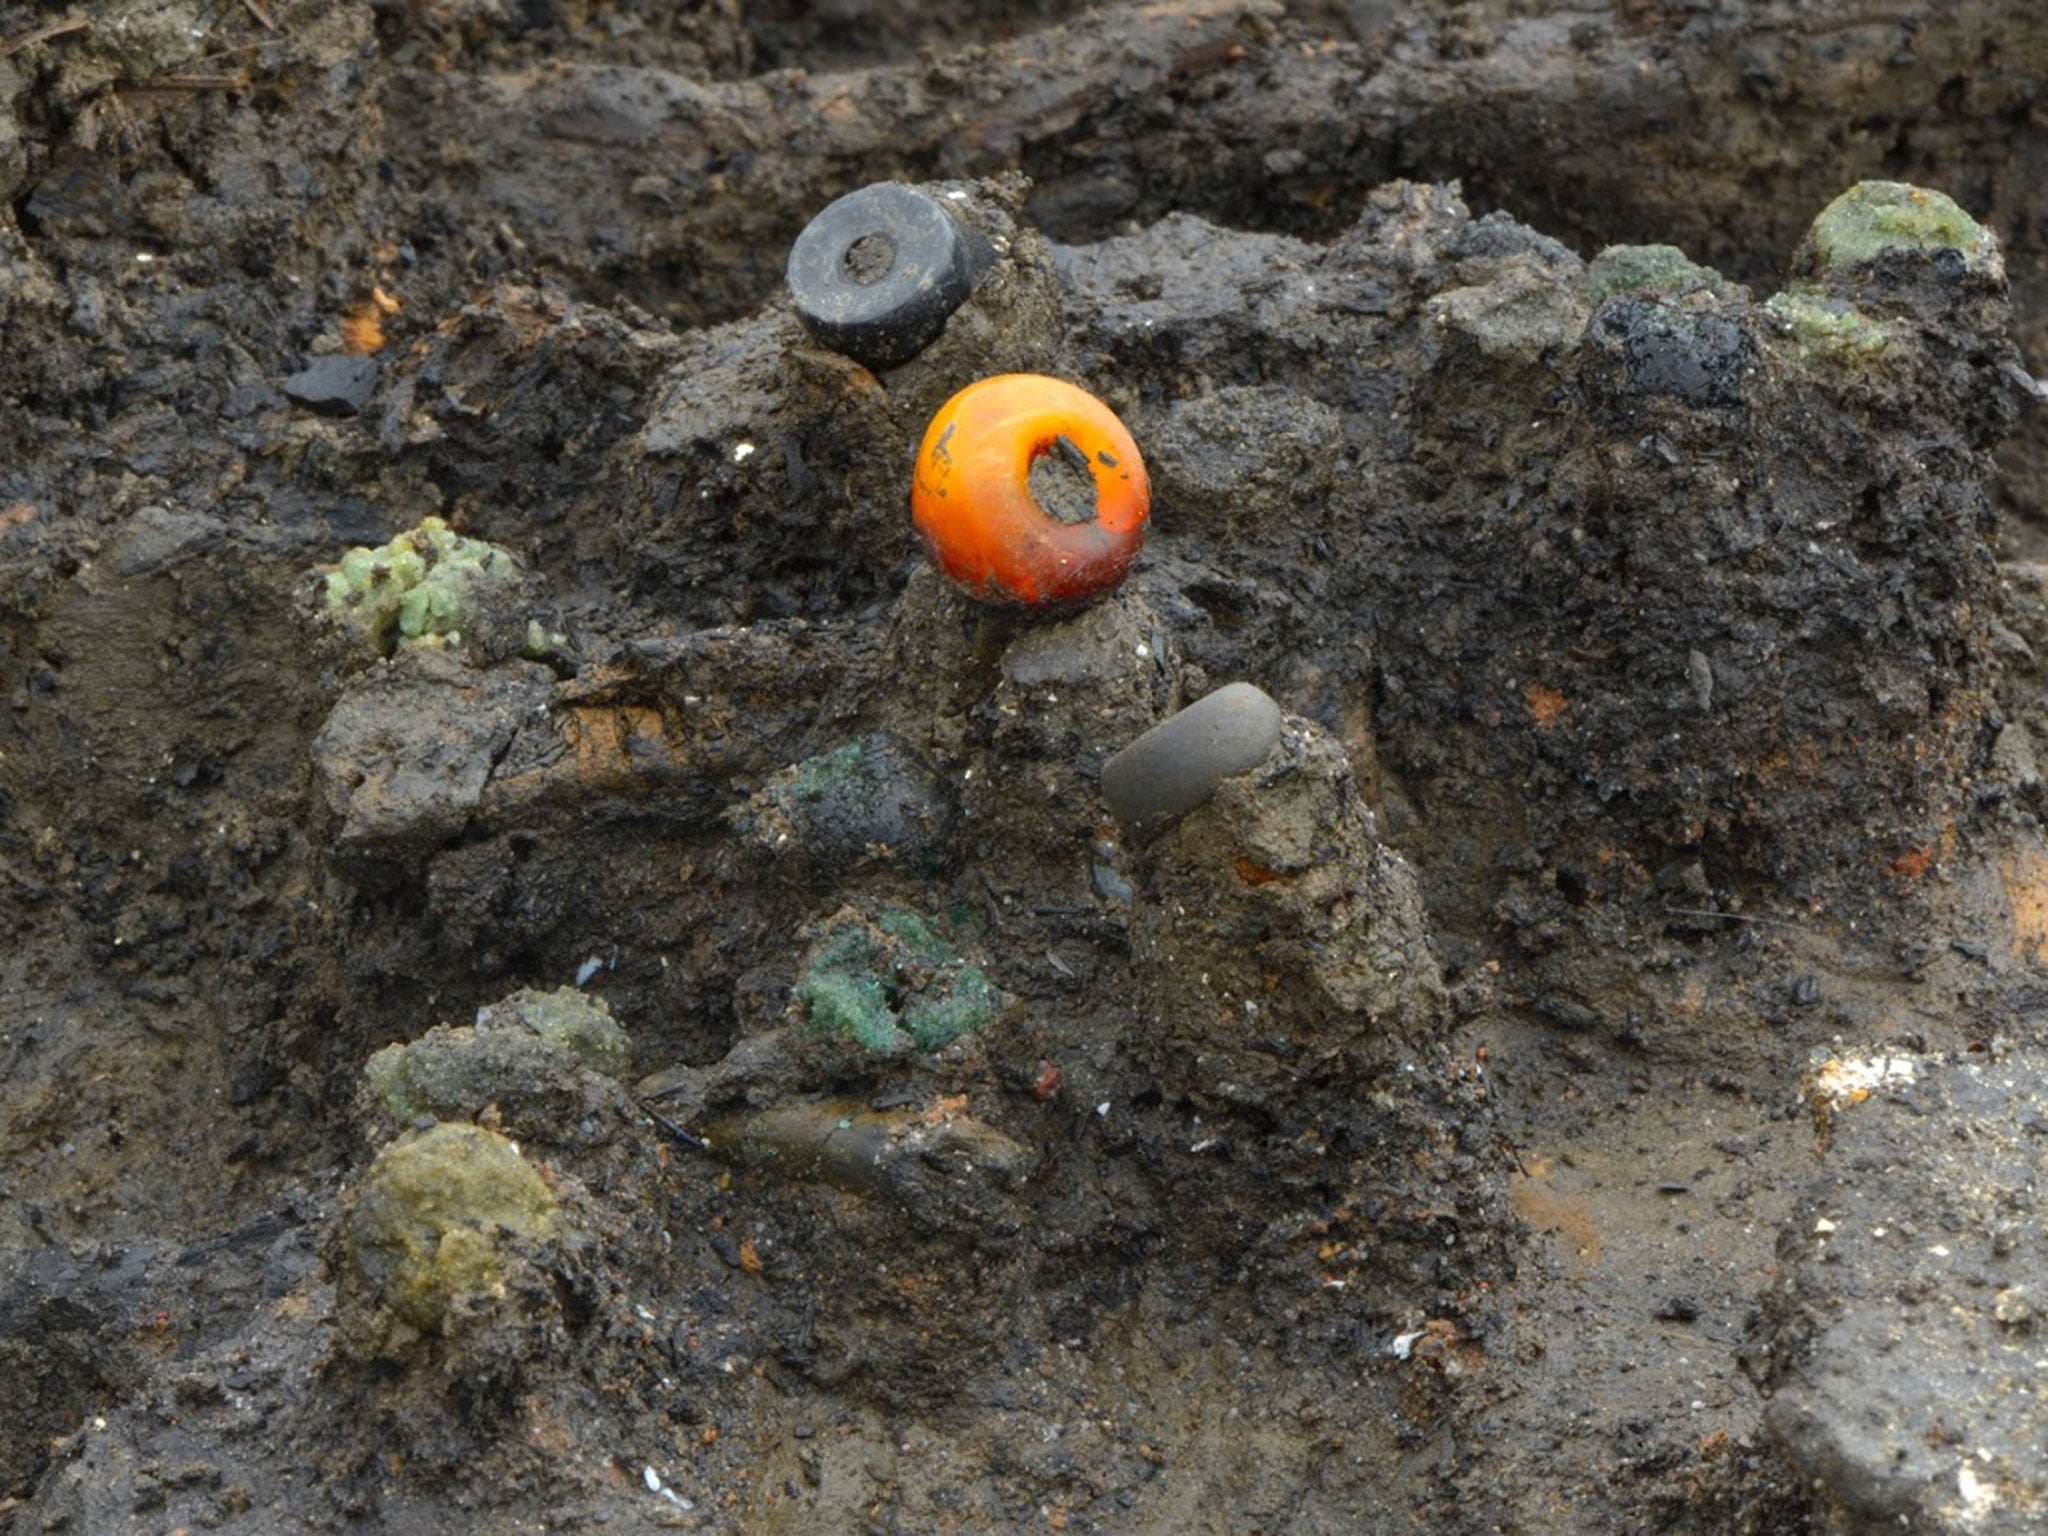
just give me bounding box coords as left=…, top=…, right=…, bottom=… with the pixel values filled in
left=910, top=374, right=1150, bottom=607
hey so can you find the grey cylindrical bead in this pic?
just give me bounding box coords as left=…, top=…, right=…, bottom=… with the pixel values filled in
left=1100, top=682, right=1283, bottom=842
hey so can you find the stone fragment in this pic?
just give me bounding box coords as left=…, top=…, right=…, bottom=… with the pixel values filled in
left=1100, top=682, right=1282, bottom=842
left=283, top=354, right=379, bottom=416
left=1759, top=1049, right=2048, bottom=1534
left=732, top=733, right=954, bottom=875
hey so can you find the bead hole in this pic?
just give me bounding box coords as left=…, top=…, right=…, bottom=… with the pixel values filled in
left=1028, top=434, right=1101, bottom=525
left=843, top=233, right=897, bottom=285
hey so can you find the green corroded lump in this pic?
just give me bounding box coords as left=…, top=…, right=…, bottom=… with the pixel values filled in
left=476, top=985, right=633, bottom=1077
left=1807, top=181, right=1995, bottom=271
left=324, top=516, right=522, bottom=651
left=1764, top=291, right=1893, bottom=362
left=795, top=907, right=1004, bottom=1055
left=343, top=1122, right=556, bottom=1334
left=1101, top=681, right=1284, bottom=842
left=364, top=986, right=631, bottom=1127
left=1586, top=244, right=1734, bottom=300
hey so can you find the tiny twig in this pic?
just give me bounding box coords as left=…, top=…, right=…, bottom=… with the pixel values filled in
left=182, top=40, right=268, bottom=67
left=639, top=1100, right=709, bottom=1153
left=1494, top=1130, right=1532, bottom=1178
left=0, top=17, right=91, bottom=58
left=240, top=0, right=278, bottom=30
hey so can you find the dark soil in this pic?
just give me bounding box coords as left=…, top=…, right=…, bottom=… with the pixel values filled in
left=4, top=2, right=2047, bottom=1532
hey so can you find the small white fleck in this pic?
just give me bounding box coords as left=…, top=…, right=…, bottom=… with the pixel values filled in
left=945, top=189, right=968, bottom=201
left=1135, top=642, right=1151, bottom=659
left=575, top=955, right=603, bottom=986
left=1930, top=1245, right=1952, bottom=1257
left=1813, top=1218, right=1838, bottom=1234
left=1390, top=1331, right=1423, bottom=1360
left=1957, top=1463, right=1996, bottom=1518
left=732, top=441, right=756, bottom=463
left=1096, top=1101, right=1111, bottom=1117
left=643, top=1467, right=662, bottom=1493
left=135, top=252, right=155, bottom=265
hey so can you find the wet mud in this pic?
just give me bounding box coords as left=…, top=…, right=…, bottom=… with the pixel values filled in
left=4, top=2, right=2048, bottom=1532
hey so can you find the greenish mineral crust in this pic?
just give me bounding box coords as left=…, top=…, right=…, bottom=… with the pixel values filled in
left=739, top=734, right=955, bottom=874
left=902, top=963, right=1000, bottom=1052
left=1765, top=290, right=1894, bottom=364
left=481, top=985, right=633, bottom=1078
left=794, top=908, right=1006, bottom=1057
left=344, top=1123, right=557, bottom=1336
left=877, top=908, right=951, bottom=964
left=522, top=618, right=567, bottom=659
left=1807, top=181, right=1995, bottom=272
left=1586, top=244, right=1733, bottom=300
left=363, top=987, right=632, bottom=1128
left=362, top=1036, right=444, bottom=1126
left=796, top=921, right=906, bottom=1053
left=777, top=741, right=866, bottom=803
left=324, top=516, right=521, bottom=654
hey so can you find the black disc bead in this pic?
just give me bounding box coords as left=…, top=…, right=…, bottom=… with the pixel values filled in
left=785, top=183, right=975, bottom=370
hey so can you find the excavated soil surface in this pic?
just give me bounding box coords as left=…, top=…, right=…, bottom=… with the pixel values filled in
left=4, top=3, right=2048, bottom=1533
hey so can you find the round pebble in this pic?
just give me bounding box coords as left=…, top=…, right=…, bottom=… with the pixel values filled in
left=1100, top=682, right=1283, bottom=842
left=785, top=183, right=974, bottom=370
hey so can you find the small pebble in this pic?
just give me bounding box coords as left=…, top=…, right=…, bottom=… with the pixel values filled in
left=1090, top=861, right=1133, bottom=905
left=1100, top=682, right=1283, bottom=841
left=283, top=354, right=379, bottom=416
